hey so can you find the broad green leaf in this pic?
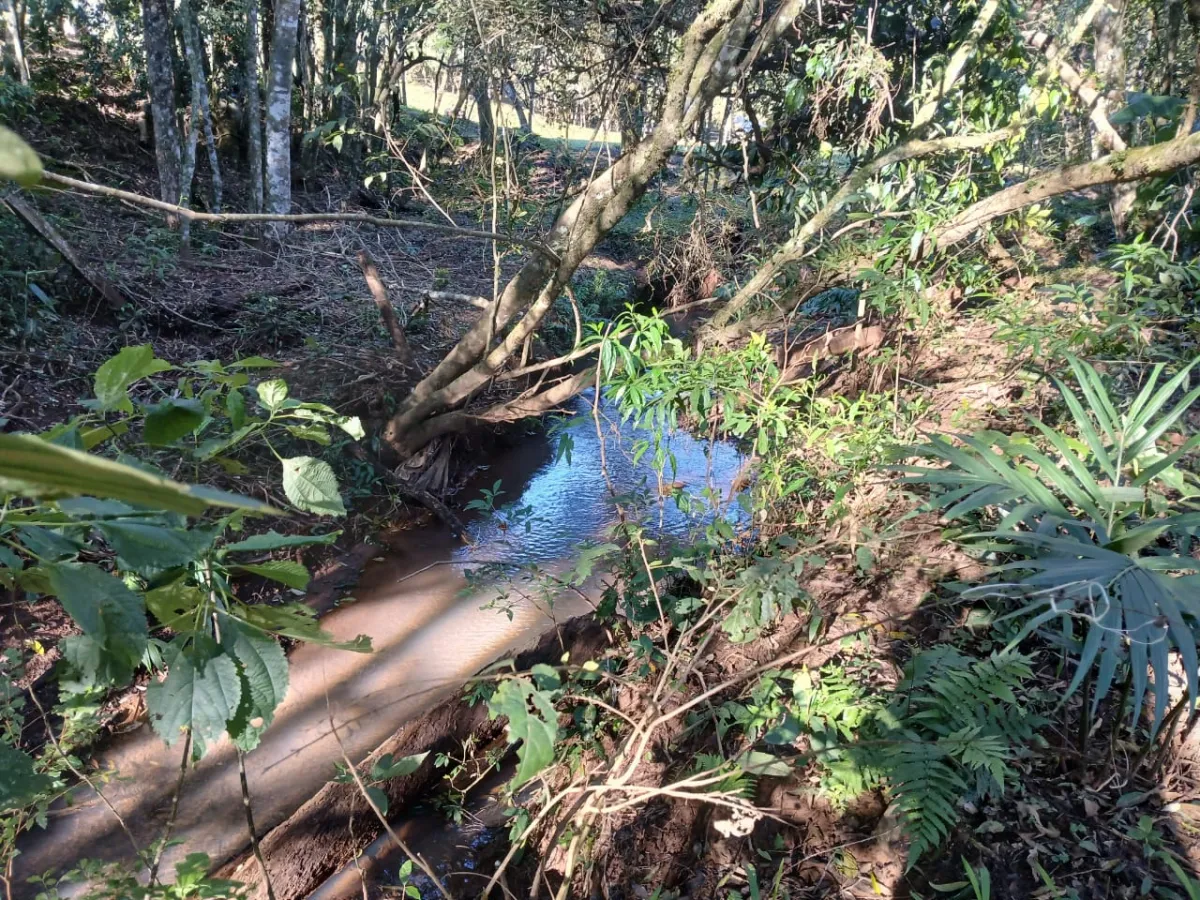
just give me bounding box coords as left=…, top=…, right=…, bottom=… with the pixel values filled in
left=334, top=416, right=365, bottom=440
left=0, top=126, right=42, bottom=186
left=17, top=525, right=83, bottom=560
left=0, top=743, right=53, bottom=812
left=257, top=379, right=288, bottom=410
left=281, top=456, right=345, bottom=516
left=221, top=618, right=289, bottom=751
left=143, top=398, right=205, bottom=446
left=487, top=677, right=559, bottom=788
left=230, top=356, right=280, bottom=369
left=97, top=522, right=215, bottom=576
left=223, top=530, right=341, bottom=553
left=195, top=424, right=258, bottom=461
left=147, top=640, right=243, bottom=752
left=371, top=751, right=428, bottom=780
left=226, top=389, right=247, bottom=429
left=735, top=750, right=793, bottom=777
left=94, top=345, right=173, bottom=413
left=236, top=601, right=371, bottom=651
left=365, top=785, right=389, bottom=815
left=286, top=424, right=331, bottom=446
left=0, top=432, right=274, bottom=515
left=145, top=580, right=205, bottom=632
left=45, top=562, right=148, bottom=682
left=234, top=560, right=310, bottom=590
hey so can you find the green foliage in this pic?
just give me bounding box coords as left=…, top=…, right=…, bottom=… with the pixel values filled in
left=904, top=356, right=1200, bottom=730
left=739, top=648, right=1039, bottom=869
left=487, top=676, right=561, bottom=788
left=0, top=346, right=371, bottom=865
left=29, top=852, right=247, bottom=899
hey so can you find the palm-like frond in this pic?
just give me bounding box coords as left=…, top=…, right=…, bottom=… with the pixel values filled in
left=902, top=357, right=1200, bottom=731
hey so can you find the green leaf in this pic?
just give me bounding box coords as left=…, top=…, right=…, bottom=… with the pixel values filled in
left=226, top=389, right=247, bottom=429
left=281, top=457, right=345, bottom=516
left=94, top=345, right=173, bottom=413
left=45, top=562, right=148, bottom=682
left=17, top=525, right=83, bottom=560
left=0, top=126, right=42, bottom=186
left=143, top=399, right=205, bottom=446
left=97, top=522, right=215, bottom=576
left=0, top=743, right=53, bottom=812
left=144, top=580, right=205, bottom=632
left=487, top=678, right=559, bottom=788
left=222, top=618, right=289, bottom=751
left=365, top=785, right=389, bottom=815
left=223, top=530, right=341, bottom=553
left=371, top=751, right=428, bottom=780
left=236, top=601, right=372, bottom=651
left=234, top=560, right=310, bottom=590
left=735, top=750, right=793, bottom=778
left=230, top=356, right=280, bottom=369
left=0, top=432, right=275, bottom=515
left=256, top=379, right=289, bottom=411
left=146, top=640, right=243, bottom=752
left=285, top=424, right=331, bottom=446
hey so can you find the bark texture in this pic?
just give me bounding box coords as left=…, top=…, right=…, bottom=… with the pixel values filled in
left=0, top=0, right=28, bottom=84
left=245, top=0, right=264, bottom=213
left=180, top=0, right=223, bottom=212
left=264, top=0, right=302, bottom=237
left=141, top=0, right=182, bottom=207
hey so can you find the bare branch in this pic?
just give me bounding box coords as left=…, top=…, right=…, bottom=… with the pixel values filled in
left=34, top=172, right=560, bottom=261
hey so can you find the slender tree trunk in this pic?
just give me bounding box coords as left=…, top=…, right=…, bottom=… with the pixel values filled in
left=179, top=0, right=222, bottom=212
left=1095, top=0, right=1135, bottom=234
left=0, top=0, right=28, bottom=84
left=142, top=0, right=182, bottom=210
left=474, top=75, right=495, bottom=149
left=264, top=0, right=301, bottom=237
left=245, top=0, right=264, bottom=213
left=507, top=78, right=530, bottom=132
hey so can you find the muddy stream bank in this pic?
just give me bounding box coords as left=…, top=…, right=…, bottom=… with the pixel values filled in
left=15, top=393, right=744, bottom=897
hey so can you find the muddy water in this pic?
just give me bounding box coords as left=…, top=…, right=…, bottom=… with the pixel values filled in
left=15, top=394, right=743, bottom=895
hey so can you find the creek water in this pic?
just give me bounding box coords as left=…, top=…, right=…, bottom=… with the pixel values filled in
left=14, top=393, right=744, bottom=896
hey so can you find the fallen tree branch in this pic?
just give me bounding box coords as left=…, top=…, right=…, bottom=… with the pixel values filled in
left=35, top=172, right=560, bottom=261
left=356, top=250, right=417, bottom=369
left=3, top=192, right=128, bottom=309
left=927, top=130, right=1200, bottom=249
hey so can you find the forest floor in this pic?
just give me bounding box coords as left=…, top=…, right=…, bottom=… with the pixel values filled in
left=6, top=51, right=1200, bottom=900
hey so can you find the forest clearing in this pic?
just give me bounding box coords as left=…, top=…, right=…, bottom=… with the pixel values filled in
left=4, top=0, right=1200, bottom=897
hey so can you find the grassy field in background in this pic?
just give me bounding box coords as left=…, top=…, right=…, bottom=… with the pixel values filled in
left=400, top=78, right=622, bottom=150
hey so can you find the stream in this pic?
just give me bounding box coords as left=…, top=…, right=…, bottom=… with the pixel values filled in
left=14, top=393, right=744, bottom=896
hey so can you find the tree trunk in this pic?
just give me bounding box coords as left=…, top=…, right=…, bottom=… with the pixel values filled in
left=0, top=0, right=28, bottom=85
left=245, top=0, right=264, bottom=213
left=1095, top=0, right=1135, bottom=234
left=142, top=0, right=182, bottom=209
left=507, top=78, right=530, bottom=132
left=474, top=74, right=495, bottom=149
left=382, top=0, right=802, bottom=458
left=180, top=0, right=223, bottom=212
left=264, top=0, right=301, bottom=237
